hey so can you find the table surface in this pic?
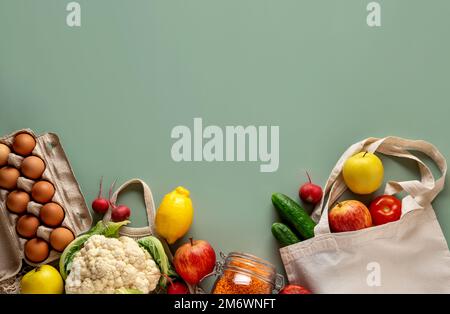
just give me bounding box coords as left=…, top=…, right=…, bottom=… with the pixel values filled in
left=1, top=0, right=450, bottom=282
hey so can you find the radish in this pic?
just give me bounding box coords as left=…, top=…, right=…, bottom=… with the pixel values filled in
left=299, top=171, right=323, bottom=205
left=167, top=281, right=189, bottom=294
left=162, top=274, right=189, bottom=294
left=111, top=204, right=131, bottom=222
left=108, top=179, right=131, bottom=222
left=91, top=177, right=110, bottom=214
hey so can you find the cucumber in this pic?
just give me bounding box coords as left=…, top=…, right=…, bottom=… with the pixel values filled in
left=272, top=193, right=316, bottom=239
left=271, top=222, right=300, bottom=247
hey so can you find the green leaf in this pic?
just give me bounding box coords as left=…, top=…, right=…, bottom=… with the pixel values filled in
left=138, top=236, right=178, bottom=288
left=59, top=234, right=90, bottom=280
left=87, top=220, right=130, bottom=237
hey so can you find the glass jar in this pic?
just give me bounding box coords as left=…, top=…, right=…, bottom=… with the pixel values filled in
left=211, top=252, right=284, bottom=294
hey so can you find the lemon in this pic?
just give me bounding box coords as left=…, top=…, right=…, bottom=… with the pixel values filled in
left=20, top=265, right=64, bottom=294
left=155, top=186, right=194, bottom=244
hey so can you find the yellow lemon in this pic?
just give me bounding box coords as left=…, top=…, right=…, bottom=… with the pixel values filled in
left=343, top=152, right=384, bottom=195
left=20, top=265, right=64, bottom=294
left=155, top=186, right=194, bottom=244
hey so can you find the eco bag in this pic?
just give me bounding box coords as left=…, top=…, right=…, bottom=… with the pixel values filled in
left=103, top=179, right=200, bottom=293
left=280, top=137, right=450, bottom=293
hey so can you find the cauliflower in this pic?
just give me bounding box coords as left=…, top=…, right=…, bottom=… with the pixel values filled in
left=65, top=235, right=161, bottom=294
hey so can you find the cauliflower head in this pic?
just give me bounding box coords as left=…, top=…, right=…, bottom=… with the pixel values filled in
left=65, top=235, right=161, bottom=294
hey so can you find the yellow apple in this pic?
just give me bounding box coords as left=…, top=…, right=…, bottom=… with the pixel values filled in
left=20, top=265, right=64, bottom=294
left=343, top=152, right=384, bottom=194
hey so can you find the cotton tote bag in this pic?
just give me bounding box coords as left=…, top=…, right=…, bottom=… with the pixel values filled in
left=280, top=137, right=450, bottom=293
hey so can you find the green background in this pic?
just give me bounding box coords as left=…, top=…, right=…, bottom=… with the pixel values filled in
left=1, top=0, right=450, bottom=286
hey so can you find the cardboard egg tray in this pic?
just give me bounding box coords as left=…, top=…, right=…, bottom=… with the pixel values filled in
left=0, top=129, right=92, bottom=282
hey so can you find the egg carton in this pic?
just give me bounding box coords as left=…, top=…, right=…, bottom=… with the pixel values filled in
left=0, top=129, right=92, bottom=282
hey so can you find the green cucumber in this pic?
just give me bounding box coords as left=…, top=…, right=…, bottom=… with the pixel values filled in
left=272, top=193, right=316, bottom=239
left=271, top=222, right=300, bottom=247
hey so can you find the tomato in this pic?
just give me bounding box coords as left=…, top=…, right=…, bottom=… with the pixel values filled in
left=369, top=195, right=402, bottom=226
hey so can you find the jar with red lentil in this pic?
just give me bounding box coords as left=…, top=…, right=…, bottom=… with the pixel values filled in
left=210, top=252, right=284, bottom=294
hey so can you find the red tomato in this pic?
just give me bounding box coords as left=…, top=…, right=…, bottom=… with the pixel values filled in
left=369, top=195, right=402, bottom=226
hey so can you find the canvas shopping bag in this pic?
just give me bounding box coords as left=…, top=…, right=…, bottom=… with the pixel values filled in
left=280, top=137, right=450, bottom=293
left=103, top=178, right=157, bottom=238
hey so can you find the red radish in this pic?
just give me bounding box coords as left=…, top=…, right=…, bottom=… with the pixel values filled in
left=91, top=177, right=110, bottom=214
left=299, top=171, right=323, bottom=205
left=108, top=179, right=131, bottom=222
left=111, top=205, right=131, bottom=222
left=167, top=281, right=189, bottom=294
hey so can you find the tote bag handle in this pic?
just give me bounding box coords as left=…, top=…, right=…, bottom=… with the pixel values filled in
left=103, top=178, right=156, bottom=238
left=312, top=137, right=447, bottom=236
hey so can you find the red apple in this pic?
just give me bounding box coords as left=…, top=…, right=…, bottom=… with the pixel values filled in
left=279, top=284, right=312, bottom=294
left=329, top=200, right=372, bottom=232
left=173, top=238, right=216, bottom=285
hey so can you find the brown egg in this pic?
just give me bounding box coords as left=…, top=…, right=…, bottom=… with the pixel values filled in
left=6, top=190, right=30, bottom=214
left=12, top=133, right=36, bottom=156
left=24, top=238, right=49, bottom=263
left=16, top=215, right=40, bottom=238
left=50, top=227, right=74, bottom=252
left=0, top=143, right=10, bottom=166
left=31, top=181, right=55, bottom=203
left=40, top=202, right=65, bottom=227
left=0, top=167, right=20, bottom=190
left=21, top=156, right=45, bottom=179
